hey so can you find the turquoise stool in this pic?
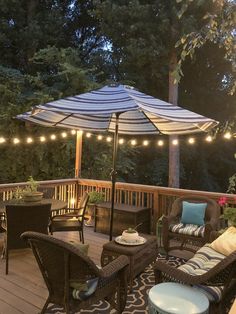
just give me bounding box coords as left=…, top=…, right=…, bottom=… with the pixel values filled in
left=148, top=282, right=209, bottom=314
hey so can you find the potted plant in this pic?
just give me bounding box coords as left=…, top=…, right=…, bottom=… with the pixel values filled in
left=23, top=176, right=43, bottom=202
left=121, top=223, right=142, bottom=243
left=85, top=191, right=105, bottom=226
left=222, top=207, right=236, bottom=227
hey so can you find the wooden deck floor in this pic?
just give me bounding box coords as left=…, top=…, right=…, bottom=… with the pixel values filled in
left=0, top=226, right=109, bottom=314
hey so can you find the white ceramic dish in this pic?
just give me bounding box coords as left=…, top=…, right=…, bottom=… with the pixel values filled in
left=115, top=235, right=147, bottom=246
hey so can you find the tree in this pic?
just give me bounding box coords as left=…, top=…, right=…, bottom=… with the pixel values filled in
left=95, top=0, right=235, bottom=188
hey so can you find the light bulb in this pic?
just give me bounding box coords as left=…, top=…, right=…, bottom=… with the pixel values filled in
left=206, top=135, right=212, bottom=142
left=224, top=132, right=232, bottom=139
left=26, top=137, right=33, bottom=144
left=40, top=136, right=46, bottom=142
left=119, top=138, right=124, bottom=144
left=157, top=140, right=164, bottom=146
left=13, top=138, right=20, bottom=144
left=143, top=140, right=149, bottom=146
left=106, top=136, right=112, bottom=142
left=97, top=135, right=103, bottom=140
left=172, top=139, right=178, bottom=145
left=188, top=137, right=195, bottom=144
left=61, top=132, right=67, bottom=138
left=86, top=132, right=91, bottom=138
left=71, top=129, right=76, bottom=135
left=131, top=139, right=137, bottom=146
left=50, top=134, right=56, bottom=140
left=0, top=137, right=6, bottom=144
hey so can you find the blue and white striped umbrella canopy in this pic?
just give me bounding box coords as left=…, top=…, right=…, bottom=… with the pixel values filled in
left=17, top=84, right=218, bottom=135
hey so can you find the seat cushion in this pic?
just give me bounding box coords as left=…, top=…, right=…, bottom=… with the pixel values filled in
left=169, top=223, right=205, bottom=237
left=178, top=244, right=225, bottom=302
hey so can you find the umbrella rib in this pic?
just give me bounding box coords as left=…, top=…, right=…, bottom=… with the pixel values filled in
left=141, top=110, right=162, bottom=135
left=52, top=113, right=74, bottom=127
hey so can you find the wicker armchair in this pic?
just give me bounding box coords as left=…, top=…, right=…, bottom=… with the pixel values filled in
left=21, top=231, right=129, bottom=314
left=49, top=192, right=89, bottom=243
left=154, top=232, right=236, bottom=314
left=162, top=195, right=220, bottom=254
left=2, top=203, right=51, bottom=275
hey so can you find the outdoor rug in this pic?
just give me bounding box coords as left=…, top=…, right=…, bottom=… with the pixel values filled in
left=45, top=254, right=184, bottom=314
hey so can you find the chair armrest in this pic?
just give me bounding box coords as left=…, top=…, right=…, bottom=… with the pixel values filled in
left=100, top=255, right=129, bottom=278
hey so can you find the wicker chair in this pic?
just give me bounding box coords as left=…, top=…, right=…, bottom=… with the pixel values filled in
left=154, top=232, right=236, bottom=314
left=21, top=231, right=129, bottom=314
left=162, top=195, right=220, bottom=254
left=2, top=203, right=51, bottom=275
left=49, top=192, right=89, bottom=243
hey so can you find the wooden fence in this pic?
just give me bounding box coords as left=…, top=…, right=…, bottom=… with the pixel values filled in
left=0, top=178, right=235, bottom=232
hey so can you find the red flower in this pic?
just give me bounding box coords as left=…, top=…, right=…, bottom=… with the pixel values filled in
left=218, top=196, right=227, bottom=206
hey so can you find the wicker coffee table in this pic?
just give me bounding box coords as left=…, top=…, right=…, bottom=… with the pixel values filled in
left=101, top=234, right=157, bottom=289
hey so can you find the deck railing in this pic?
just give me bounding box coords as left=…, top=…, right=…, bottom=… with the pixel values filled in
left=0, top=178, right=235, bottom=232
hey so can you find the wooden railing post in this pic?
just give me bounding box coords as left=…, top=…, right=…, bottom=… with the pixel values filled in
left=152, top=190, right=160, bottom=233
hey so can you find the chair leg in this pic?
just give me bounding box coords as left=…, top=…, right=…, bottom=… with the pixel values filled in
left=5, top=247, right=8, bottom=275
left=40, top=297, right=50, bottom=314
left=80, top=230, right=84, bottom=244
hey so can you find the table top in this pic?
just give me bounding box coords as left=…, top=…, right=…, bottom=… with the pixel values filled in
left=96, top=202, right=150, bottom=213
left=149, top=282, right=209, bottom=314
left=0, top=199, right=67, bottom=212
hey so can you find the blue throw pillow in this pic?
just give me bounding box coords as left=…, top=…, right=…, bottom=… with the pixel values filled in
left=181, top=201, right=207, bottom=226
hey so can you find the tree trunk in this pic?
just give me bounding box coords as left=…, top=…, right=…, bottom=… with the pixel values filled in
left=168, top=52, right=180, bottom=188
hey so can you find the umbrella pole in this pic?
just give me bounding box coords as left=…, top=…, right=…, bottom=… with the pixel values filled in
left=109, top=113, right=120, bottom=241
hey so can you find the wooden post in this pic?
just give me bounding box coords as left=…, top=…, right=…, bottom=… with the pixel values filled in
left=75, top=130, right=83, bottom=178
left=168, top=52, right=180, bottom=188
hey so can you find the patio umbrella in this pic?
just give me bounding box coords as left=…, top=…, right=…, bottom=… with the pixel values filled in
left=17, top=84, right=218, bottom=240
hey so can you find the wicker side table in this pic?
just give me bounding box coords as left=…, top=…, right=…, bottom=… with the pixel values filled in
left=101, top=234, right=157, bottom=290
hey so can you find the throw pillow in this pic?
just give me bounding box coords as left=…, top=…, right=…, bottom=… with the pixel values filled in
left=181, top=201, right=207, bottom=226
left=69, top=241, right=89, bottom=255
left=210, top=226, right=236, bottom=256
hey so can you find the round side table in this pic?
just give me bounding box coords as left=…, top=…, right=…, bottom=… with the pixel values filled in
left=148, top=282, right=209, bottom=314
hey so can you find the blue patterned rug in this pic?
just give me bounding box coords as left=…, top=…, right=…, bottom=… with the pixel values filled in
left=45, top=254, right=184, bottom=313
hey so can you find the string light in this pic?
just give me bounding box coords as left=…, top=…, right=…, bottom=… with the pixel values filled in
left=1, top=130, right=236, bottom=147
left=224, top=132, right=232, bottom=139
left=206, top=135, right=212, bottom=142
left=0, top=137, right=6, bottom=144
left=61, top=132, right=67, bottom=138
left=13, top=138, right=20, bottom=144
left=26, top=137, right=33, bottom=144
left=188, top=137, right=195, bottom=144
left=172, top=139, right=179, bottom=145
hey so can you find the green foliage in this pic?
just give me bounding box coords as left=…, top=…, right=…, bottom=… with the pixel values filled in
left=24, top=176, right=39, bottom=193
left=223, top=207, right=236, bottom=226
left=227, top=174, right=236, bottom=194
left=88, top=191, right=105, bottom=204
